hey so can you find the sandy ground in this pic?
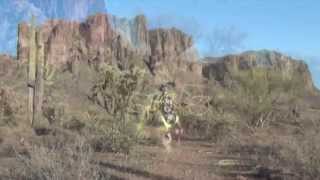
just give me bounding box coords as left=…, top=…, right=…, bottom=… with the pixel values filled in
left=94, top=140, right=276, bottom=180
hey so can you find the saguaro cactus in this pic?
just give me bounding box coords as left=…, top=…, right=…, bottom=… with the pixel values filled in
left=28, top=15, right=56, bottom=127
left=28, top=15, right=37, bottom=126
left=34, top=29, right=45, bottom=125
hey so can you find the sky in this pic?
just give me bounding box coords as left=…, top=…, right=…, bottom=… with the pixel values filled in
left=105, top=0, right=320, bottom=88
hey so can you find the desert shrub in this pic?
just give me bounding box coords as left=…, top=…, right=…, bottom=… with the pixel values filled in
left=89, top=64, right=147, bottom=153
left=278, top=130, right=320, bottom=180
left=0, top=88, right=19, bottom=127
left=91, top=64, right=145, bottom=115
left=10, top=137, right=106, bottom=180
left=181, top=115, right=234, bottom=142
left=231, top=68, right=277, bottom=127
left=219, top=125, right=320, bottom=180
left=174, top=82, right=238, bottom=141
left=185, top=67, right=307, bottom=141
left=225, top=67, right=305, bottom=128
left=86, top=113, right=138, bottom=153
left=42, top=101, right=66, bottom=126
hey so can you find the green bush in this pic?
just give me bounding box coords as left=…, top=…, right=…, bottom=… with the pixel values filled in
left=0, top=88, right=18, bottom=127
left=174, top=83, right=238, bottom=141
left=227, top=67, right=305, bottom=128
left=89, top=64, right=146, bottom=153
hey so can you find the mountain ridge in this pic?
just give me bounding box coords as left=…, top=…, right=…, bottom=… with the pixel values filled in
left=0, top=12, right=317, bottom=95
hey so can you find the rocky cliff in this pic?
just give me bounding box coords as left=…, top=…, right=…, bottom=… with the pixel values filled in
left=18, top=14, right=115, bottom=66
left=202, top=50, right=316, bottom=94
left=0, top=0, right=107, bottom=54
left=16, top=14, right=316, bottom=94
left=109, top=14, right=150, bottom=55
left=17, top=13, right=197, bottom=74
left=148, top=28, right=196, bottom=73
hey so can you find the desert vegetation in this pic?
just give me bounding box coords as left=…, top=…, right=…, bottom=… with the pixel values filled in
left=1, top=50, right=320, bottom=180
left=10, top=136, right=104, bottom=180
left=0, top=7, right=319, bottom=180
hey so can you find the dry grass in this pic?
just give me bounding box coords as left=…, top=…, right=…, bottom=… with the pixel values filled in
left=278, top=129, right=320, bottom=180
left=9, top=136, right=106, bottom=180
left=214, top=124, right=320, bottom=180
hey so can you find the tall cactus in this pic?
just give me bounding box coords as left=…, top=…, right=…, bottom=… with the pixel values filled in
left=28, top=15, right=56, bottom=127
left=28, top=15, right=37, bottom=126
left=34, top=29, right=45, bottom=125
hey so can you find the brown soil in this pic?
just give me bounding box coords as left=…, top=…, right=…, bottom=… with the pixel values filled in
left=0, top=129, right=299, bottom=180
left=93, top=140, right=285, bottom=180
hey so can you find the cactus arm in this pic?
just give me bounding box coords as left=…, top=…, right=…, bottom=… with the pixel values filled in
left=28, top=15, right=37, bottom=126
left=34, top=29, right=45, bottom=126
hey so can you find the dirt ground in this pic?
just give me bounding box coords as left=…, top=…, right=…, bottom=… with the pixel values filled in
left=93, top=140, right=286, bottom=180
left=0, top=127, right=300, bottom=180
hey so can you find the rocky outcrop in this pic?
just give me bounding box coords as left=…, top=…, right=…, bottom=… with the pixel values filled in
left=17, top=23, right=29, bottom=62
left=15, top=14, right=317, bottom=94
left=202, top=50, right=316, bottom=93
left=148, top=28, right=197, bottom=73
left=17, top=13, right=198, bottom=74
left=109, top=14, right=150, bottom=56
left=0, top=0, right=107, bottom=55
left=18, top=14, right=127, bottom=67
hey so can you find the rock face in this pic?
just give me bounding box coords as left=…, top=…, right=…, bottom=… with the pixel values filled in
left=109, top=14, right=150, bottom=56
left=0, top=0, right=107, bottom=55
left=18, top=14, right=114, bottom=66
left=202, top=50, right=316, bottom=94
left=17, top=13, right=197, bottom=73
left=148, top=28, right=196, bottom=73
left=16, top=14, right=316, bottom=94
left=17, top=23, right=29, bottom=62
